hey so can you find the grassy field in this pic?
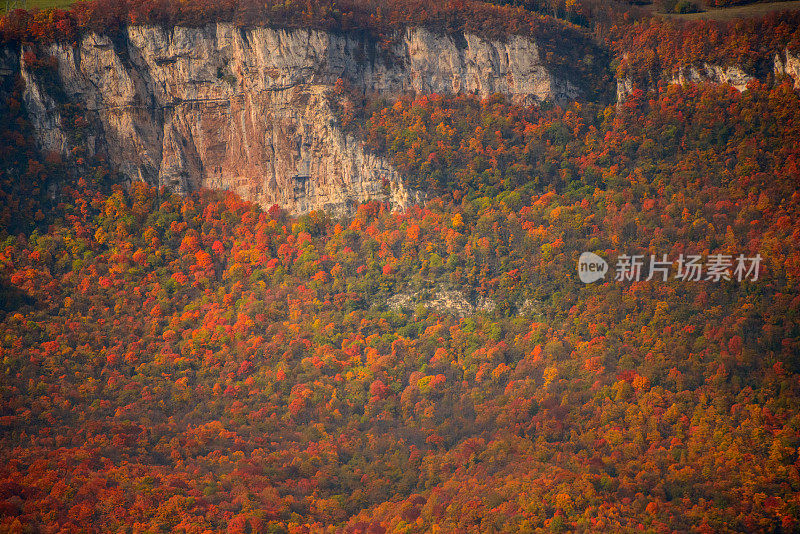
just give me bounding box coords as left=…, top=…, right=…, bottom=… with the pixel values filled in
left=1, top=0, right=76, bottom=12
left=657, top=0, right=800, bottom=20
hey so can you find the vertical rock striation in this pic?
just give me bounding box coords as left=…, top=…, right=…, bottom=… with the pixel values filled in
left=774, top=49, right=800, bottom=89
left=7, top=23, right=579, bottom=214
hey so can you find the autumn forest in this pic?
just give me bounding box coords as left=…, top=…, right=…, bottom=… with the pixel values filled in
left=1, top=0, right=800, bottom=532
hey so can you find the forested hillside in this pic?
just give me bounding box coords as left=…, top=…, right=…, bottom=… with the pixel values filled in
left=613, top=11, right=800, bottom=83
left=2, top=79, right=800, bottom=531
left=2, top=0, right=800, bottom=532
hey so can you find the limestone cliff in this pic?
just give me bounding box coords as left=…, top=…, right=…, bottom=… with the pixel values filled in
left=616, top=51, right=800, bottom=102
left=774, top=49, right=800, bottom=90
left=670, top=63, right=753, bottom=92
left=4, top=24, right=579, bottom=215
left=616, top=62, right=753, bottom=102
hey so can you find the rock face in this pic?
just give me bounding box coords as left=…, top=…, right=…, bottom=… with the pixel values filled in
left=616, top=51, right=800, bottom=102
left=616, top=63, right=754, bottom=102
left=616, top=77, right=634, bottom=102
left=387, top=287, right=496, bottom=317
left=4, top=24, right=578, bottom=215
left=774, top=49, right=800, bottom=89
left=670, top=63, right=753, bottom=92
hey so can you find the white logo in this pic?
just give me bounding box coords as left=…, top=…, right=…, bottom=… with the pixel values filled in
left=578, top=252, right=608, bottom=283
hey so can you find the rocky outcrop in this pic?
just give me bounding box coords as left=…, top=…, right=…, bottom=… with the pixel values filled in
left=387, top=288, right=496, bottom=316
left=774, top=49, right=800, bottom=89
left=616, top=51, right=800, bottom=103
left=670, top=63, right=753, bottom=92
left=616, top=77, right=634, bottom=102
left=616, top=62, right=754, bottom=102
left=5, top=23, right=578, bottom=215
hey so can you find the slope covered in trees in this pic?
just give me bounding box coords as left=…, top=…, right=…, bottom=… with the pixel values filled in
left=1, top=78, right=800, bottom=531
left=613, top=10, right=800, bottom=84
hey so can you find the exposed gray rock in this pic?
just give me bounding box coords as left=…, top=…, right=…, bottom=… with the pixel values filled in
left=387, top=287, right=496, bottom=317
left=9, top=23, right=578, bottom=215
left=516, top=298, right=543, bottom=317
left=774, top=49, right=800, bottom=89
left=616, top=77, right=634, bottom=103
left=671, top=63, right=753, bottom=92
left=616, top=61, right=764, bottom=103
